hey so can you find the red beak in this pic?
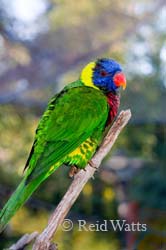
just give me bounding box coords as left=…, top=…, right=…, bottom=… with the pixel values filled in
left=113, top=72, right=127, bottom=90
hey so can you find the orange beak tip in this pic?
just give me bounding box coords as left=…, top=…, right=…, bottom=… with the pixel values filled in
left=122, top=82, right=127, bottom=90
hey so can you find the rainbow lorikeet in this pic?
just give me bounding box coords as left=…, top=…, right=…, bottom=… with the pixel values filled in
left=0, top=58, right=126, bottom=232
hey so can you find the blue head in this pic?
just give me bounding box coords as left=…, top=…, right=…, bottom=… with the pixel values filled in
left=80, top=58, right=126, bottom=92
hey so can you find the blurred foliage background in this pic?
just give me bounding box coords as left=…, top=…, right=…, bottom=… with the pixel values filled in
left=0, top=0, right=166, bottom=249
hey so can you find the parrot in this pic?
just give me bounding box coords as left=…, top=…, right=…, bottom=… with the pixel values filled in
left=0, top=58, right=126, bottom=232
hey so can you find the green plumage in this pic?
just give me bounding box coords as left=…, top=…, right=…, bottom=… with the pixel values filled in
left=0, top=80, right=109, bottom=232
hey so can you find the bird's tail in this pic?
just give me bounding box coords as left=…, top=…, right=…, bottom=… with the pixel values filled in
left=0, top=164, right=59, bottom=233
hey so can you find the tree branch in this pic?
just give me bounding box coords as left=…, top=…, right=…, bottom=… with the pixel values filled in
left=32, top=109, right=131, bottom=250
left=9, top=232, right=38, bottom=250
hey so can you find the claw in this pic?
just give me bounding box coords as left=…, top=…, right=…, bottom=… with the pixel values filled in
left=88, top=160, right=98, bottom=170
left=68, top=165, right=80, bottom=178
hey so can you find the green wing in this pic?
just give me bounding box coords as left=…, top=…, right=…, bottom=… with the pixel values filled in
left=25, top=86, right=108, bottom=180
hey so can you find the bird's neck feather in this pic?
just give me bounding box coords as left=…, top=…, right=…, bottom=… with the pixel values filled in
left=80, top=62, right=99, bottom=89
left=106, top=92, right=120, bottom=125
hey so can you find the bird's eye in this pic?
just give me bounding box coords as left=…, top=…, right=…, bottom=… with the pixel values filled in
left=100, top=70, right=107, bottom=77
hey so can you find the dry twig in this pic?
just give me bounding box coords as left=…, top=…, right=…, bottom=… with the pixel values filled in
left=9, top=232, right=38, bottom=250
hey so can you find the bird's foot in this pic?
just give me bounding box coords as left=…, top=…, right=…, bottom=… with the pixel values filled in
left=68, top=165, right=80, bottom=178
left=88, top=160, right=98, bottom=171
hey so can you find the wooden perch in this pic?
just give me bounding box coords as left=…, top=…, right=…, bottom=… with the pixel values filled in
left=31, top=109, right=131, bottom=250
left=9, top=232, right=38, bottom=250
